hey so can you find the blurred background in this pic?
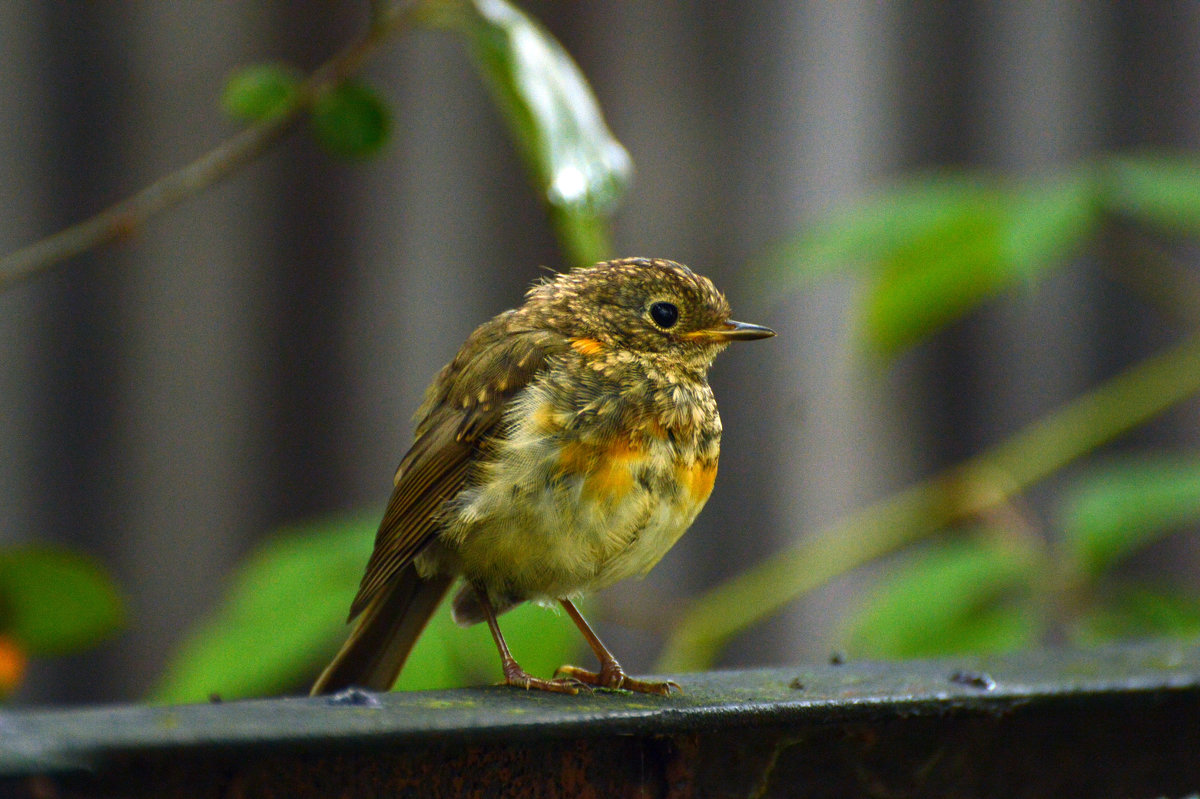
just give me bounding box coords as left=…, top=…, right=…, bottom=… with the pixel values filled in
left=1, top=2, right=1199, bottom=705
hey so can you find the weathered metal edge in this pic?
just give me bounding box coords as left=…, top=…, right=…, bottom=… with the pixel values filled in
left=0, top=640, right=1196, bottom=776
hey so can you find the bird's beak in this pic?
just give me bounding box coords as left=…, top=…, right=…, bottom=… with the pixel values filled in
left=684, top=320, right=776, bottom=342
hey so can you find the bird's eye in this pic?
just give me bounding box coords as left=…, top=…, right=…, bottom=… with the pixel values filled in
left=649, top=301, right=679, bottom=329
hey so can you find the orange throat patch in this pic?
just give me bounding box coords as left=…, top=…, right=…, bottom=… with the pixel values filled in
left=569, top=337, right=605, bottom=357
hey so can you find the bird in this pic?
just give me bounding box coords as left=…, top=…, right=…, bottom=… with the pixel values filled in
left=311, top=257, right=774, bottom=696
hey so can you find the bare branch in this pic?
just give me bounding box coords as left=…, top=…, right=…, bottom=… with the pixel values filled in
left=0, top=8, right=415, bottom=293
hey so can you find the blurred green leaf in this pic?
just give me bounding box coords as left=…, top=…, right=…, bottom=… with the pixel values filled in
left=1104, top=152, right=1200, bottom=234
left=843, top=538, right=1039, bottom=658
left=222, top=63, right=303, bottom=122
left=766, top=173, right=999, bottom=285
left=859, top=187, right=1006, bottom=354
left=1000, top=169, right=1098, bottom=280
left=933, top=603, right=1040, bottom=654
left=860, top=171, right=1096, bottom=355
left=152, top=511, right=585, bottom=703
left=309, top=81, right=392, bottom=159
left=1074, top=583, right=1200, bottom=642
left=436, top=0, right=631, bottom=264
left=764, top=170, right=1095, bottom=357
left=0, top=546, right=124, bottom=656
left=395, top=598, right=583, bottom=692
left=151, top=513, right=375, bottom=703
left=385, top=603, right=460, bottom=693
left=1060, top=455, right=1200, bottom=578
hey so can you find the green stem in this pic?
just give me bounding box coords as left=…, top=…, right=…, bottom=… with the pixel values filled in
left=548, top=205, right=614, bottom=267
left=656, top=331, right=1200, bottom=671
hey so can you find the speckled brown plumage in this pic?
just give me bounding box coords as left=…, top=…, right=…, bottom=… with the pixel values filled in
left=312, top=257, right=773, bottom=696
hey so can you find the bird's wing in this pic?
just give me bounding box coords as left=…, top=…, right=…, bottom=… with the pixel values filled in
left=347, top=321, right=561, bottom=621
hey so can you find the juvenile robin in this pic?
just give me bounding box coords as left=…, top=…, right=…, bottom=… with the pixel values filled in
left=311, top=257, right=774, bottom=696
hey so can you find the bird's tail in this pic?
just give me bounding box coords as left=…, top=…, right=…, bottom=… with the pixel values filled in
left=311, top=565, right=453, bottom=695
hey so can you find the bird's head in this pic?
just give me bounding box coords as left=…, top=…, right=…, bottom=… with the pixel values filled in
left=525, top=257, right=774, bottom=368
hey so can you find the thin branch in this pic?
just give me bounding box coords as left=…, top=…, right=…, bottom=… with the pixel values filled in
left=0, top=6, right=416, bottom=293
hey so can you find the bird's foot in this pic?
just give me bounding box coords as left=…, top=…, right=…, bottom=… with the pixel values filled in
left=501, top=661, right=587, bottom=694
left=555, top=663, right=681, bottom=696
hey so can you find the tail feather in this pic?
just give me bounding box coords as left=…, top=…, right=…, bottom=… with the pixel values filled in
left=311, top=565, right=453, bottom=695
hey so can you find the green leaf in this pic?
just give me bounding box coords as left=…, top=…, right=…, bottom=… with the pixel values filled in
left=309, top=81, right=392, bottom=160
left=1059, top=455, right=1200, bottom=577
left=0, top=546, right=124, bottom=656
left=762, top=169, right=1096, bottom=356
left=394, top=599, right=583, bottom=692
left=151, top=513, right=376, bottom=703
left=1104, top=152, right=1200, bottom=234
left=859, top=186, right=1007, bottom=355
left=842, top=538, right=1039, bottom=658
left=1074, top=584, right=1200, bottom=643
left=222, top=63, right=303, bottom=122
left=933, top=603, right=1040, bottom=653
left=1000, top=169, right=1098, bottom=281
left=765, top=172, right=999, bottom=285
left=860, top=172, right=1096, bottom=355
left=438, top=0, right=632, bottom=264
left=151, top=511, right=586, bottom=703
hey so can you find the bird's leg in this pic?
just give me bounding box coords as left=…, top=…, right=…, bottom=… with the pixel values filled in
left=555, top=598, right=681, bottom=695
left=476, top=587, right=583, bottom=694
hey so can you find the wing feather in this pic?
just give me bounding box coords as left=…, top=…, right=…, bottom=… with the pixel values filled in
left=347, top=322, right=561, bottom=620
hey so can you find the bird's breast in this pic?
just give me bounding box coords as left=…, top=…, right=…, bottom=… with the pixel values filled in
left=438, top=377, right=721, bottom=601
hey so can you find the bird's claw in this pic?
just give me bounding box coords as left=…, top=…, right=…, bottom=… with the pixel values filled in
left=501, top=664, right=589, bottom=694
left=555, top=663, right=681, bottom=696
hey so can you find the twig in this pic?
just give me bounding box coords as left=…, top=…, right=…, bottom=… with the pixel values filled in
left=0, top=5, right=417, bottom=293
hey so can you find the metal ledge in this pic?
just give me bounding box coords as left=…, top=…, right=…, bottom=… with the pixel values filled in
left=2, top=640, right=1198, bottom=797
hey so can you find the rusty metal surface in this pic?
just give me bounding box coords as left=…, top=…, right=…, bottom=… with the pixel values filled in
left=1, top=640, right=1198, bottom=797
